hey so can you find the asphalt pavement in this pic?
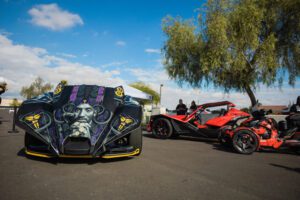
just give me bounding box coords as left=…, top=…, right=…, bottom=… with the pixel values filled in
left=0, top=109, right=299, bottom=200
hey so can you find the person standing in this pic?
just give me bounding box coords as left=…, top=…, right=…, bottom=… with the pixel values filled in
left=190, top=100, right=197, bottom=112
left=176, top=99, right=187, bottom=115
left=290, top=96, right=300, bottom=113
left=0, top=82, right=7, bottom=105
left=287, top=96, right=300, bottom=128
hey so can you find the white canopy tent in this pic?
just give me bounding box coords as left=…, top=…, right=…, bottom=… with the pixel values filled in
left=122, top=84, right=152, bottom=100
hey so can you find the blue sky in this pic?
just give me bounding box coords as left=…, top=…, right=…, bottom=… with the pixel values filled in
left=0, top=0, right=200, bottom=68
left=0, top=0, right=299, bottom=108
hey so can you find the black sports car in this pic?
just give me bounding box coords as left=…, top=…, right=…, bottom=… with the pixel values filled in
left=16, top=82, right=142, bottom=159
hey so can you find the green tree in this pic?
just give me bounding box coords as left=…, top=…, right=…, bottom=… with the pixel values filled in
left=0, top=82, right=7, bottom=95
left=60, top=80, right=68, bottom=85
left=9, top=98, right=21, bottom=107
left=162, top=0, right=300, bottom=106
left=20, top=77, right=53, bottom=99
left=129, top=82, right=160, bottom=105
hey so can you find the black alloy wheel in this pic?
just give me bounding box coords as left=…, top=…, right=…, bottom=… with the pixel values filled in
left=232, top=130, right=258, bottom=154
left=152, top=118, right=173, bottom=139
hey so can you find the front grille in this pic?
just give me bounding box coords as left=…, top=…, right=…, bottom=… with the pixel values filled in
left=63, top=137, right=91, bottom=155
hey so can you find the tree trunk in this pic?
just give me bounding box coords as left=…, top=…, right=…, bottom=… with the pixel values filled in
left=244, top=85, right=257, bottom=107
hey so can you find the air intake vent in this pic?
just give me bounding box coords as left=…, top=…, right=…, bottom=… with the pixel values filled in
left=63, top=137, right=91, bottom=155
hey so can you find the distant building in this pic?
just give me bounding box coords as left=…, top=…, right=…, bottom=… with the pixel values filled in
left=0, top=99, right=23, bottom=106
left=142, top=105, right=167, bottom=124
left=258, top=105, right=288, bottom=114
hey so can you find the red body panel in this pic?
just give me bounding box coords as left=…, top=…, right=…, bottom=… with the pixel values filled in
left=206, top=108, right=250, bottom=127
left=226, top=115, right=299, bottom=150
left=206, top=116, right=234, bottom=127
left=193, top=121, right=208, bottom=129
left=147, top=101, right=250, bottom=133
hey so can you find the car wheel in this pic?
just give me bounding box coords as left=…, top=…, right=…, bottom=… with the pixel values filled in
left=129, top=126, right=142, bottom=155
left=25, top=132, right=36, bottom=148
left=232, top=129, right=258, bottom=154
left=152, top=118, right=173, bottom=139
left=25, top=132, right=48, bottom=152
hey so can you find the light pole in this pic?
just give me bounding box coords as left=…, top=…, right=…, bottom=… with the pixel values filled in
left=159, top=84, right=163, bottom=105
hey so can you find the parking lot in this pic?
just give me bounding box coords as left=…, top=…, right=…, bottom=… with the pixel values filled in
left=0, top=109, right=300, bottom=200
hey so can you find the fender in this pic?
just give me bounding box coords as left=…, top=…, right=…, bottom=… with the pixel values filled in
left=93, top=103, right=142, bottom=156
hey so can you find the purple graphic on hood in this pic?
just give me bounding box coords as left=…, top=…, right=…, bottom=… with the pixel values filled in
left=53, top=85, right=110, bottom=149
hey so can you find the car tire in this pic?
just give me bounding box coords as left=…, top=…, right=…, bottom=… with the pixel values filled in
left=25, top=132, right=30, bottom=148
left=129, top=126, right=142, bottom=155
left=24, top=132, right=49, bottom=152
left=25, top=132, right=37, bottom=148
left=152, top=118, right=173, bottom=139
left=232, top=129, right=258, bottom=154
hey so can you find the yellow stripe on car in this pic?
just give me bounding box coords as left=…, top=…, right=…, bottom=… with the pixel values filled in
left=25, top=148, right=140, bottom=159
left=25, top=149, right=53, bottom=158
left=102, top=148, right=140, bottom=159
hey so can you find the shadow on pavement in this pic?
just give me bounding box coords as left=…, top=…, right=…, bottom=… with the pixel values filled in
left=143, top=132, right=218, bottom=143
left=143, top=131, right=236, bottom=152
left=17, top=148, right=134, bottom=165
left=211, top=143, right=236, bottom=153
left=142, top=132, right=156, bottom=139
left=257, top=148, right=299, bottom=156
left=143, top=131, right=237, bottom=153
left=212, top=143, right=300, bottom=155
left=270, top=163, right=300, bottom=174
left=143, top=132, right=300, bottom=156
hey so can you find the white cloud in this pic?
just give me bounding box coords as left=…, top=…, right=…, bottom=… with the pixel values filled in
left=115, top=40, right=126, bottom=46
left=92, top=30, right=109, bottom=37
left=127, top=68, right=169, bottom=84
left=125, top=67, right=300, bottom=109
left=82, top=52, right=89, bottom=57
left=28, top=4, right=83, bottom=31
left=0, top=34, right=298, bottom=109
left=158, top=84, right=300, bottom=110
left=0, top=77, right=7, bottom=83
left=0, top=29, right=12, bottom=36
left=101, top=61, right=128, bottom=68
left=57, top=53, right=76, bottom=58
left=145, top=48, right=160, bottom=54
left=0, top=34, right=124, bottom=99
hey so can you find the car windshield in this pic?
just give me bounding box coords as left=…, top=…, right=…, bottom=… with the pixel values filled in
left=200, top=105, right=228, bottom=114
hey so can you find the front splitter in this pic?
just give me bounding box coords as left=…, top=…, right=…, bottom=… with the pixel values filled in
left=25, top=148, right=140, bottom=159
